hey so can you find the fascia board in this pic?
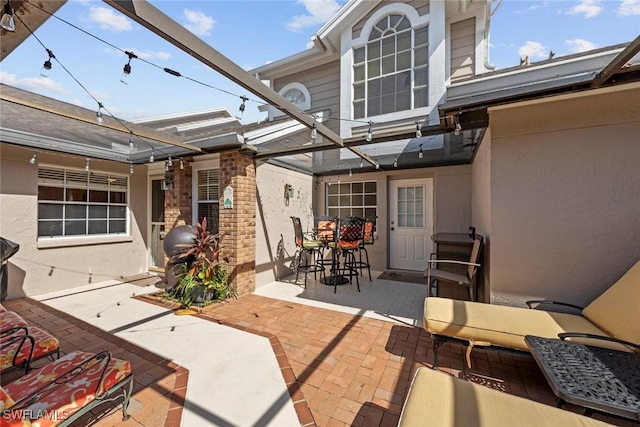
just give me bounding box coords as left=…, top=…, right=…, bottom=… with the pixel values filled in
left=131, top=107, right=232, bottom=124
left=315, top=0, right=379, bottom=49
left=249, top=47, right=337, bottom=79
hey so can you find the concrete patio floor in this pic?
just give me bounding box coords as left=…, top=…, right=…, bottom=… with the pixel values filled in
left=1, top=272, right=635, bottom=426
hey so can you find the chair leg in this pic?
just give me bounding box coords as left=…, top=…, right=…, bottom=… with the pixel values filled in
left=121, top=375, right=133, bottom=421
left=362, top=246, right=371, bottom=281
left=431, top=336, right=445, bottom=369
left=294, top=249, right=301, bottom=284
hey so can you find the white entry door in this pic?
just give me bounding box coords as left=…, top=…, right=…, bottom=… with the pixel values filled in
left=389, top=178, right=433, bottom=271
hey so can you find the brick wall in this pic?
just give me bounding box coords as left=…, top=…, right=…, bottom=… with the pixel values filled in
left=164, top=159, right=192, bottom=267
left=219, top=151, right=256, bottom=296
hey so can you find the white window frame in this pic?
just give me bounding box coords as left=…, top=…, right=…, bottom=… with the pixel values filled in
left=36, top=165, right=131, bottom=247
left=268, top=82, right=312, bottom=120
left=325, top=181, right=378, bottom=220
left=191, top=158, right=220, bottom=234
left=340, top=3, right=432, bottom=136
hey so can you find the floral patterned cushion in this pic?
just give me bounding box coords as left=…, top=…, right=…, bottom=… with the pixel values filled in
left=0, top=326, right=60, bottom=371
left=0, top=312, right=28, bottom=334
left=3, top=351, right=131, bottom=427
left=0, top=385, right=15, bottom=411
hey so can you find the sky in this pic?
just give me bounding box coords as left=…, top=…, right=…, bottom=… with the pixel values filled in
left=1, top=0, right=638, bottom=125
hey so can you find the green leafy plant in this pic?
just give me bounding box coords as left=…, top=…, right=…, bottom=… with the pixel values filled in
left=165, top=218, right=235, bottom=308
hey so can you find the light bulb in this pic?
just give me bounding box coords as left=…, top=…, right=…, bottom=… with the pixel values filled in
left=128, top=132, right=134, bottom=150
left=416, top=121, right=422, bottom=138
left=85, top=159, right=90, bottom=172
left=349, top=169, right=352, bottom=177
left=366, top=121, right=373, bottom=142
left=129, top=163, right=134, bottom=174
left=120, top=63, right=131, bottom=85
left=454, top=123, right=462, bottom=136
left=179, top=158, right=184, bottom=170
left=41, top=60, right=52, bottom=77
left=418, top=145, right=424, bottom=159
left=96, top=103, right=104, bottom=125
left=168, top=156, right=173, bottom=167
left=149, top=150, right=155, bottom=163
left=360, top=159, right=364, bottom=168
left=0, top=3, right=15, bottom=32
left=393, top=156, right=398, bottom=168
left=375, top=160, right=379, bottom=170
left=165, top=161, right=169, bottom=172
left=29, top=152, right=38, bottom=164
left=310, top=123, right=317, bottom=141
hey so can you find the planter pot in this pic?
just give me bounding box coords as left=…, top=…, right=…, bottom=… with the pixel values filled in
left=192, top=286, right=214, bottom=304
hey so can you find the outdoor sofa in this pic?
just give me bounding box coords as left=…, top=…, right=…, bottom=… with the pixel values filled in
left=398, top=367, right=610, bottom=426
left=423, top=260, right=640, bottom=367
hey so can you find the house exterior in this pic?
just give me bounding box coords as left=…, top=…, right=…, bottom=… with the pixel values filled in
left=248, top=0, right=640, bottom=305
left=1, top=0, right=638, bottom=308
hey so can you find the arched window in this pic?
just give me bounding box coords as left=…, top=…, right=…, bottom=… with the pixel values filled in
left=353, top=14, right=428, bottom=119
left=279, top=82, right=311, bottom=112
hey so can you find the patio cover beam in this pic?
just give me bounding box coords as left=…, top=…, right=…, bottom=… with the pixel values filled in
left=590, top=35, right=640, bottom=88
left=103, top=0, right=378, bottom=168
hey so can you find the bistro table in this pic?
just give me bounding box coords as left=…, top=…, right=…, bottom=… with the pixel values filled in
left=524, top=335, right=640, bottom=422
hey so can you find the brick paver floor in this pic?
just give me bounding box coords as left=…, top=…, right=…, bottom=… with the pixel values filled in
left=2, top=287, right=636, bottom=427
left=198, top=293, right=636, bottom=427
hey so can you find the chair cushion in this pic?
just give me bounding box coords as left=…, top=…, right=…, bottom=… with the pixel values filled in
left=424, top=297, right=631, bottom=352
left=0, top=312, right=28, bottom=333
left=582, top=260, right=640, bottom=350
left=0, top=385, right=15, bottom=411
left=398, top=367, right=609, bottom=427
left=3, top=351, right=131, bottom=427
left=0, top=326, right=60, bottom=371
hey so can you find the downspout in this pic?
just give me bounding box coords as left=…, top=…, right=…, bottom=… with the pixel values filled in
left=483, top=0, right=502, bottom=71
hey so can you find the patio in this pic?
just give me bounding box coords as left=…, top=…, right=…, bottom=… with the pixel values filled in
left=1, top=272, right=636, bottom=427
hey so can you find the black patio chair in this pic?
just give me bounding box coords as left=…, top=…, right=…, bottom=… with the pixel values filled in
left=290, top=216, right=325, bottom=288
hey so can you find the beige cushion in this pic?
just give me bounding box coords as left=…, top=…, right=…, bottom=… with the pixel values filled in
left=424, top=297, right=631, bottom=352
left=582, top=260, right=640, bottom=349
left=398, top=367, right=610, bottom=427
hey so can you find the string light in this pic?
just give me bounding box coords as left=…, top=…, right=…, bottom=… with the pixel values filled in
left=375, top=159, right=380, bottom=170
left=415, top=121, right=422, bottom=138
left=360, top=159, right=364, bottom=168
left=149, top=148, right=155, bottom=163
left=167, top=156, right=173, bottom=167
left=349, top=169, right=352, bottom=177
left=393, top=156, right=398, bottom=168
left=454, top=115, right=462, bottom=136
left=29, top=151, right=38, bottom=165
left=85, top=158, right=90, bottom=171
left=238, top=95, right=249, bottom=119
left=179, top=158, right=184, bottom=170
left=120, top=51, right=137, bottom=84
left=165, top=160, right=169, bottom=172
left=366, top=121, right=373, bottom=142
left=128, top=132, right=134, bottom=150
left=129, top=163, right=134, bottom=174
left=310, top=122, right=317, bottom=142
left=418, top=144, right=424, bottom=159
left=40, top=49, right=55, bottom=77
left=96, top=102, right=104, bottom=125
left=0, top=1, right=15, bottom=32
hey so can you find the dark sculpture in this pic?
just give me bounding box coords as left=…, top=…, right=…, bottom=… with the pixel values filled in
left=162, top=225, right=197, bottom=289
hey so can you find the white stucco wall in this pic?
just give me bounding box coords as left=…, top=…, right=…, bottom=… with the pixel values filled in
left=470, top=129, right=492, bottom=301
left=486, top=84, right=640, bottom=307
left=0, top=145, right=149, bottom=299
left=254, top=162, right=314, bottom=287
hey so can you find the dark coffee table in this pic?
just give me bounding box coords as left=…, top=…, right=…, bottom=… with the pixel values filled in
left=525, top=335, right=640, bottom=422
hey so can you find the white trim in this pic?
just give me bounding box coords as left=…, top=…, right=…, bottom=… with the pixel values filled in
left=269, top=82, right=312, bottom=120
left=191, top=157, right=221, bottom=226
left=352, top=3, right=423, bottom=46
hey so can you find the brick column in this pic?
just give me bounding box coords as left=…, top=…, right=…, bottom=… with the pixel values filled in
left=219, top=151, right=256, bottom=296
left=164, top=159, right=193, bottom=229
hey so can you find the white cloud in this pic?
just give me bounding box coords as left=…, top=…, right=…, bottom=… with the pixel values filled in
left=518, top=41, right=547, bottom=60
left=182, top=10, right=216, bottom=36
left=566, top=38, right=597, bottom=53
left=0, top=71, right=68, bottom=94
left=89, top=6, right=133, bottom=32
left=618, top=0, right=640, bottom=15
left=89, top=90, right=110, bottom=101
left=286, top=0, right=341, bottom=32
left=567, top=0, right=602, bottom=18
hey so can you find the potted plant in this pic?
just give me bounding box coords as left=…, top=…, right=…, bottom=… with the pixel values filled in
left=164, top=218, right=235, bottom=308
